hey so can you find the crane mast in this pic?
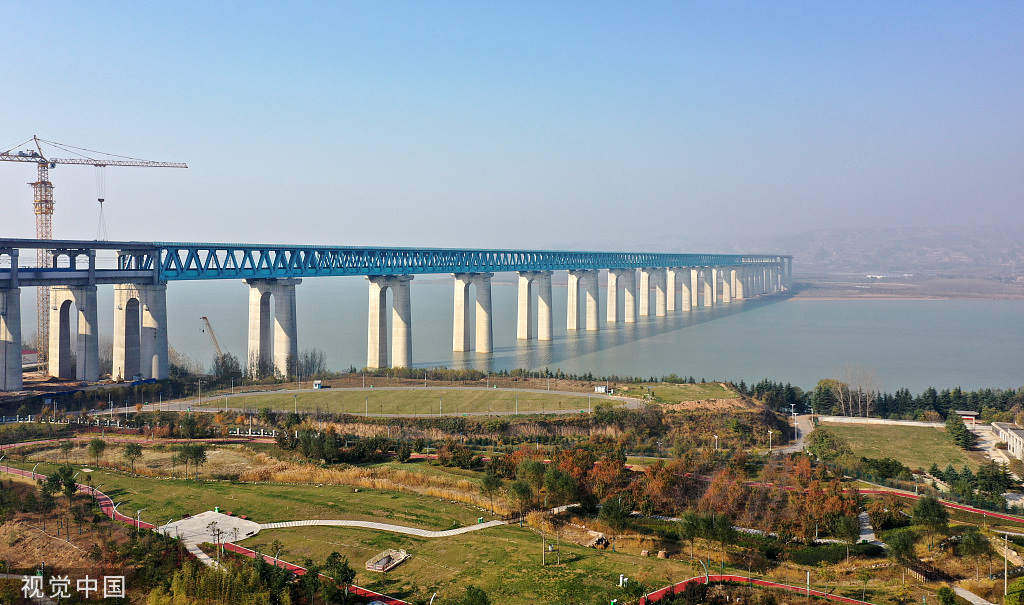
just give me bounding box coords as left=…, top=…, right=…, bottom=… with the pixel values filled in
left=1, top=136, right=187, bottom=375
left=200, top=317, right=224, bottom=359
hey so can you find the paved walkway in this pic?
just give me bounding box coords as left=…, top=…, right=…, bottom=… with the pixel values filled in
left=953, top=585, right=996, bottom=605
left=260, top=519, right=505, bottom=537
left=858, top=511, right=884, bottom=546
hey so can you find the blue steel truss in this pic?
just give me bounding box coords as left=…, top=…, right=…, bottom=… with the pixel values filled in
left=149, top=242, right=785, bottom=281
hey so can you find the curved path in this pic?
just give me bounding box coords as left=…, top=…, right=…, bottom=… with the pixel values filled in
left=260, top=518, right=504, bottom=537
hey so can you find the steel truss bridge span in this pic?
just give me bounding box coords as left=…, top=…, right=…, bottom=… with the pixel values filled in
left=0, top=239, right=787, bottom=286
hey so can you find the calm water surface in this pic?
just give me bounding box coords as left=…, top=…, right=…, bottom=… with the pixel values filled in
left=74, top=278, right=1024, bottom=393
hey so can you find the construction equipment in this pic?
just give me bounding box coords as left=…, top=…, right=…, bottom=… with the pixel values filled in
left=0, top=136, right=187, bottom=373
left=200, top=317, right=224, bottom=359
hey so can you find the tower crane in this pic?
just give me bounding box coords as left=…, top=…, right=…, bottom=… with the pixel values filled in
left=200, top=317, right=224, bottom=359
left=0, top=136, right=187, bottom=373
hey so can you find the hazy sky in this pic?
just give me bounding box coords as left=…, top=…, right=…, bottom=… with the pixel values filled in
left=2, top=2, right=1022, bottom=252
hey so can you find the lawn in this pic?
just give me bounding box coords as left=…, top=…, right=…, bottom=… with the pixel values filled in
left=195, top=388, right=604, bottom=416
left=243, top=523, right=705, bottom=605
left=618, top=382, right=740, bottom=405
left=820, top=422, right=987, bottom=471
left=1, top=460, right=494, bottom=530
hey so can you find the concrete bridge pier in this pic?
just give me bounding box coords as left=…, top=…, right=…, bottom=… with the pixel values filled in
left=732, top=268, right=744, bottom=300
left=654, top=268, right=667, bottom=316
left=690, top=268, right=700, bottom=308
left=568, top=270, right=600, bottom=330
left=666, top=268, right=678, bottom=312
left=49, top=285, right=100, bottom=382
left=367, top=275, right=413, bottom=368
left=247, top=278, right=301, bottom=376
left=679, top=268, right=692, bottom=311
left=606, top=269, right=625, bottom=323
left=623, top=269, right=636, bottom=323
left=721, top=269, right=732, bottom=303
left=113, top=284, right=168, bottom=381
left=700, top=269, right=713, bottom=307
left=453, top=273, right=493, bottom=353
left=518, top=271, right=552, bottom=340
left=0, top=287, right=21, bottom=391
left=638, top=268, right=652, bottom=316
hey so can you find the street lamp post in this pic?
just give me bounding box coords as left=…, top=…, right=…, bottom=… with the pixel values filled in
left=714, top=435, right=719, bottom=451
left=768, top=430, right=774, bottom=453
left=136, top=508, right=147, bottom=532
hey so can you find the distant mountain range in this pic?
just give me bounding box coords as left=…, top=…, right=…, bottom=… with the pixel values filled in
left=742, top=225, right=1024, bottom=277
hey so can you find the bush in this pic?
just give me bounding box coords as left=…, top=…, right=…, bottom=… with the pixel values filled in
left=788, top=543, right=885, bottom=566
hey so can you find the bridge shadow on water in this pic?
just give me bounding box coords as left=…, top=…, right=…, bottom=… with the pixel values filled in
left=438, top=294, right=791, bottom=373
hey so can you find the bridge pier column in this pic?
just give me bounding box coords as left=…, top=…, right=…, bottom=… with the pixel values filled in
left=113, top=284, right=169, bottom=381
left=518, top=272, right=537, bottom=339
left=536, top=271, right=553, bottom=341
left=568, top=270, right=600, bottom=330
left=721, top=269, right=732, bottom=303
left=638, top=269, right=651, bottom=316
left=607, top=269, right=635, bottom=322
left=623, top=269, right=636, bottom=323
left=0, top=287, right=22, bottom=392
left=453, top=273, right=494, bottom=352
left=49, top=285, right=99, bottom=382
left=247, top=278, right=301, bottom=377
left=567, top=271, right=581, bottom=331
left=474, top=274, right=493, bottom=353
left=732, top=268, right=744, bottom=300
left=666, top=268, right=678, bottom=312
left=690, top=268, right=700, bottom=308
left=654, top=268, right=667, bottom=316
left=606, top=269, right=621, bottom=323
left=391, top=276, right=413, bottom=367
left=453, top=275, right=472, bottom=352
left=584, top=270, right=600, bottom=331
left=366, top=275, right=413, bottom=368
left=680, top=268, right=692, bottom=311
left=701, top=269, right=713, bottom=307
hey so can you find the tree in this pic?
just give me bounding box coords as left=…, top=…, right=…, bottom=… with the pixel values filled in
left=517, top=459, right=546, bottom=491
left=123, top=443, right=143, bottom=475
left=945, top=413, right=976, bottom=450
left=457, top=585, right=491, bottom=605
left=806, top=427, right=853, bottom=462
left=59, top=441, right=73, bottom=464
left=212, top=352, right=243, bottom=383
left=543, top=466, right=577, bottom=509
left=480, top=472, right=503, bottom=515
left=508, top=480, right=532, bottom=522
left=959, top=528, right=990, bottom=579
left=599, top=497, right=630, bottom=552
left=886, top=528, right=918, bottom=567
left=88, top=438, right=106, bottom=466
left=838, top=514, right=861, bottom=562
left=323, top=551, right=356, bottom=604
left=912, top=494, right=949, bottom=549
left=937, top=586, right=956, bottom=605
left=679, top=511, right=702, bottom=560
left=54, top=464, right=77, bottom=504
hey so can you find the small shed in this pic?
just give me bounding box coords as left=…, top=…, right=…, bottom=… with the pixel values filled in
left=955, top=410, right=979, bottom=426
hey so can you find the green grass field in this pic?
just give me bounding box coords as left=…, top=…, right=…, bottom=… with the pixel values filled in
left=244, top=524, right=704, bottom=605
left=2, top=460, right=492, bottom=529
left=196, top=388, right=605, bottom=416
left=629, top=382, right=740, bottom=405
left=821, top=422, right=986, bottom=471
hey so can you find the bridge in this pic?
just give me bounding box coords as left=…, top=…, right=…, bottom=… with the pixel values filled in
left=0, top=238, right=791, bottom=391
